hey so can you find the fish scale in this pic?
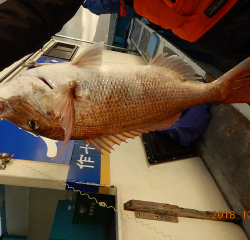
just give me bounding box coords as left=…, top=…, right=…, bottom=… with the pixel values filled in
left=72, top=66, right=210, bottom=139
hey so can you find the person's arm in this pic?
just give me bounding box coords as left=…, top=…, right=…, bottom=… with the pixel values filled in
left=83, top=0, right=119, bottom=15
left=0, top=0, right=83, bottom=71
left=100, top=0, right=114, bottom=10
left=83, top=0, right=136, bottom=16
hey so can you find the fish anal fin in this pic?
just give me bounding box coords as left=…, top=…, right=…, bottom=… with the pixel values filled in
left=72, top=42, right=104, bottom=69
left=150, top=53, right=197, bottom=81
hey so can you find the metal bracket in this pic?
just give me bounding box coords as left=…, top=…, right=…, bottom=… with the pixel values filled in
left=124, top=200, right=242, bottom=224
left=0, top=153, right=12, bottom=170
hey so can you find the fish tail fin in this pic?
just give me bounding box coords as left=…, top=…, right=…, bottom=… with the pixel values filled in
left=217, top=57, right=250, bottom=104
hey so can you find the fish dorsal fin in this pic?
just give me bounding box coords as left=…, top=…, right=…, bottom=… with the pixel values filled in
left=50, top=82, right=75, bottom=160
left=72, top=42, right=104, bottom=69
left=150, top=53, right=197, bottom=81
left=84, top=113, right=181, bottom=153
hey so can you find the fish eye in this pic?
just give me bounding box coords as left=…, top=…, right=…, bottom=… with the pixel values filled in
left=28, top=120, right=39, bottom=130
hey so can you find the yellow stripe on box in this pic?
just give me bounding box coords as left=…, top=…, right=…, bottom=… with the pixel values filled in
left=99, top=149, right=110, bottom=194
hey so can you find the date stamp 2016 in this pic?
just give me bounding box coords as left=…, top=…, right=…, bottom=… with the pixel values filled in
left=212, top=211, right=250, bottom=220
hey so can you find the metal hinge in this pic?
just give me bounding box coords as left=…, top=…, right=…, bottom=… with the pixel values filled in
left=124, top=200, right=242, bottom=224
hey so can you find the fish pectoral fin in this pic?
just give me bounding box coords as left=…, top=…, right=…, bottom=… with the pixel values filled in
left=150, top=53, right=198, bottom=81
left=50, top=82, right=75, bottom=160
left=71, top=42, right=104, bottom=69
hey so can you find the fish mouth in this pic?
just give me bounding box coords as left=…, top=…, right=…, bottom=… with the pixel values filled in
left=37, top=77, right=53, bottom=89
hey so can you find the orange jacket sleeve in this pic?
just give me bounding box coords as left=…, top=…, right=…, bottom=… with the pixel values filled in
left=134, top=0, right=238, bottom=42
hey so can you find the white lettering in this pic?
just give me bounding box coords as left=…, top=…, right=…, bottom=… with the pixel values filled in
left=76, top=154, right=95, bottom=169
left=80, top=144, right=95, bottom=154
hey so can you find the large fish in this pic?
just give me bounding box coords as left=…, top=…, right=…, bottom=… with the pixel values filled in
left=1, top=42, right=250, bottom=158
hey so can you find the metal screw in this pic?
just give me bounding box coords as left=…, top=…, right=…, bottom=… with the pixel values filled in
left=137, top=213, right=140, bottom=216
left=155, top=216, right=158, bottom=219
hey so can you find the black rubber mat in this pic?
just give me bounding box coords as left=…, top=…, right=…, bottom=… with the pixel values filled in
left=142, top=132, right=197, bottom=165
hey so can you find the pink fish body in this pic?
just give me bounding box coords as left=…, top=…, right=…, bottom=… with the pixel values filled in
left=1, top=42, right=250, bottom=157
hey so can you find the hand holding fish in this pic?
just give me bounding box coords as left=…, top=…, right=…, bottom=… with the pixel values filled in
left=1, top=42, right=250, bottom=159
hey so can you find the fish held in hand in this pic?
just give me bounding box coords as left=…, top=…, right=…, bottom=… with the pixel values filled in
left=1, top=42, right=250, bottom=159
